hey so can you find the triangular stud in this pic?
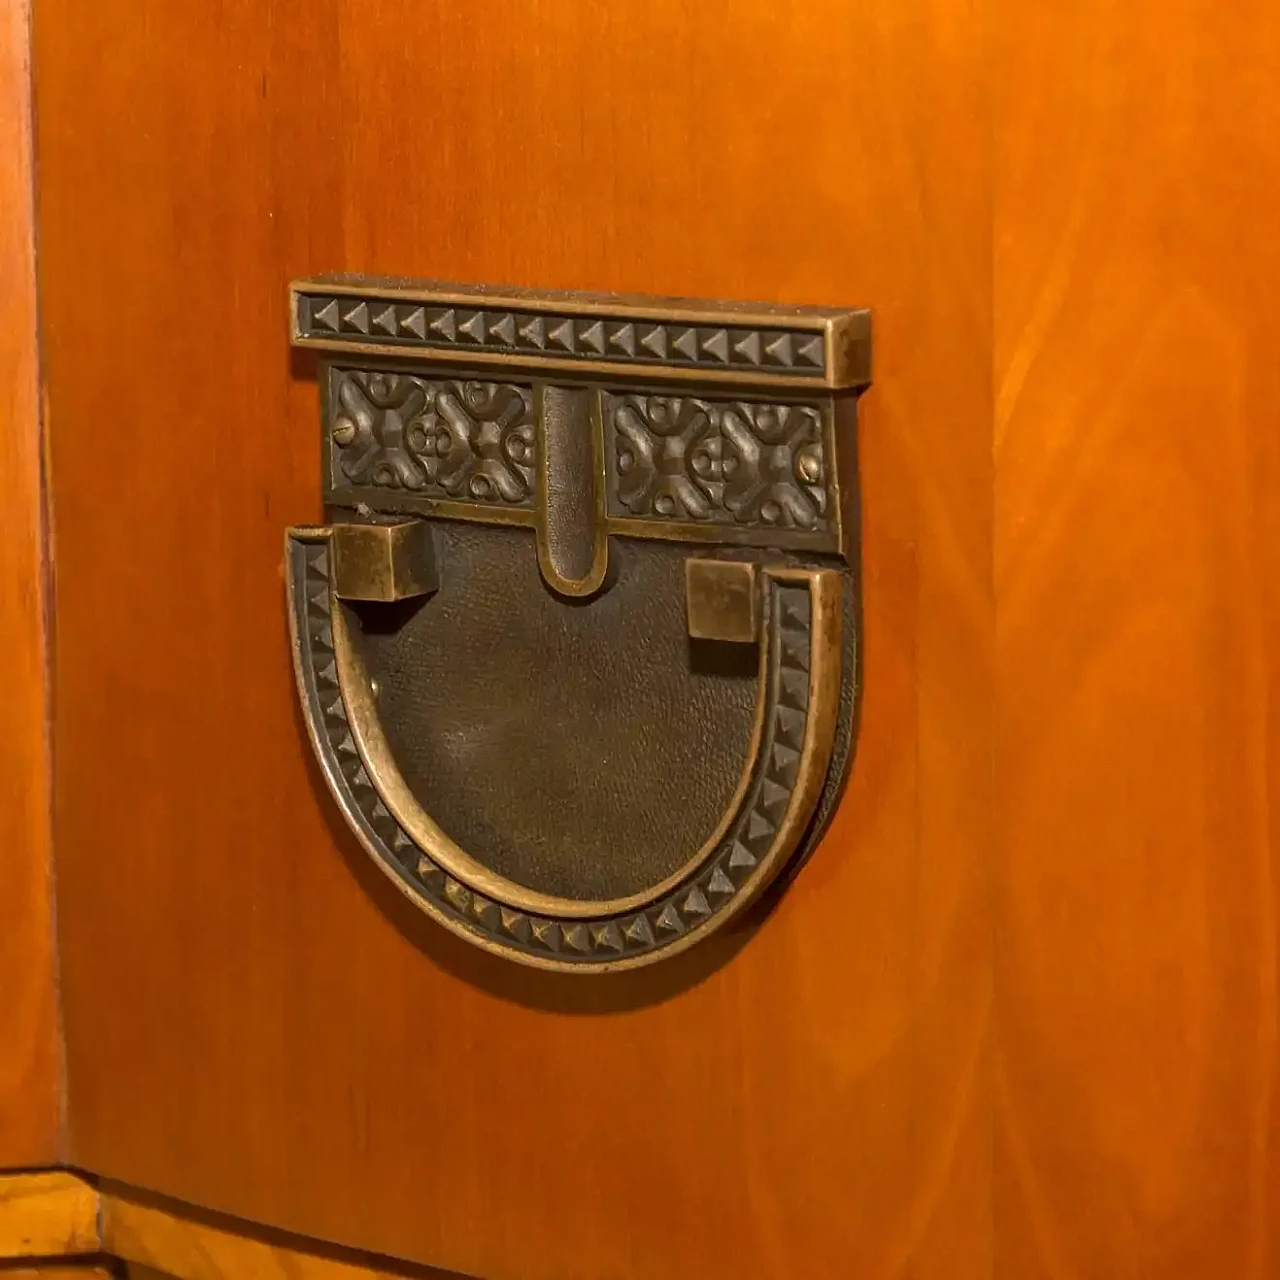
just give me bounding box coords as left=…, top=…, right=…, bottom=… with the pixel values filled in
left=547, top=319, right=574, bottom=351
left=671, top=327, right=698, bottom=360
left=415, top=857, right=444, bottom=890
left=776, top=705, right=806, bottom=749
left=795, top=335, right=824, bottom=367
left=428, top=309, right=456, bottom=341
left=731, top=331, right=762, bottom=364
left=707, top=867, right=735, bottom=899
left=591, top=922, right=625, bottom=952
left=781, top=597, right=810, bottom=628
left=313, top=622, right=333, bottom=650
left=576, top=319, right=605, bottom=354
left=370, top=305, right=396, bottom=335
left=517, top=315, right=546, bottom=348
left=456, top=311, right=485, bottom=343
left=340, top=301, right=369, bottom=333
left=771, top=742, right=800, bottom=784
left=656, top=903, right=684, bottom=934
left=606, top=322, right=636, bottom=356
left=311, top=299, right=340, bottom=332
left=624, top=915, right=654, bottom=946
left=531, top=919, right=560, bottom=950
left=699, top=329, right=729, bottom=362
left=444, top=879, right=470, bottom=912
left=729, top=841, right=758, bottom=871
left=337, top=300, right=368, bottom=332
left=746, top=811, right=774, bottom=845
left=487, top=313, right=515, bottom=345
left=336, top=732, right=358, bottom=757
left=682, top=887, right=711, bottom=917
left=638, top=325, right=667, bottom=358
left=780, top=669, right=809, bottom=708
left=764, top=333, right=793, bottom=365
left=782, top=630, right=808, bottom=667
left=500, top=909, right=529, bottom=941
left=562, top=923, right=590, bottom=952
left=312, top=548, right=329, bottom=577
left=760, top=777, right=790, bottom=818
left=398, top=306, right=427, bottom=338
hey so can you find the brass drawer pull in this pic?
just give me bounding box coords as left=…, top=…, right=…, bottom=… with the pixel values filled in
left=286, top=277, right=869, bottom=971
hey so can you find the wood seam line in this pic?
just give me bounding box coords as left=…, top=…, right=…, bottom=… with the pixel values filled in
left=0, top=1172, right=467, bottom=1279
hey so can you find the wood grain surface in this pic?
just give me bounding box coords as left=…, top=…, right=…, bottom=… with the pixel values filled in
left=34, top=0, right=990, bottom=1277
left=994, top=2, right=1280, bottom=1276
left=0, top=0, right=60, bottom=1168
left=0, top=1172, right=100, bottom=1258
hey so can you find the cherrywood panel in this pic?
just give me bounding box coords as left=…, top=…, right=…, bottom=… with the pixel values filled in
left=35, top=0, right=991, bottom=1277
left=995, top=2, right=1280, bottom=1275
left=0, top=0, right=59, bottom=1167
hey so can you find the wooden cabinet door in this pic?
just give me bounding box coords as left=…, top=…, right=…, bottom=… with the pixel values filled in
left=27, top=0, right=1280, bottom=1277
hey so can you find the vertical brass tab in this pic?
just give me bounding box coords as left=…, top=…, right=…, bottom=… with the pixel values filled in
left=534, top=385, right=609, bottom=597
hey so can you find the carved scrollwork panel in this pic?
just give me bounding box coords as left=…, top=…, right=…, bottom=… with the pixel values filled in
left=328, top=369, right=535, bottom=506
left=607, top=393, right=829, bottom=531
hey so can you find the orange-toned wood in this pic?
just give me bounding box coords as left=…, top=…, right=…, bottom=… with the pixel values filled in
left=995, top=2, right=1280, bottom=1276
left=0, top=1169, right=462, bottom=1279
left=102, top=1184, right=464, bottom=1280
left=6, top=1269, right=111, bottom=1280
left=8, top=1271, right=111, bottom=1280
left=33, top=0, right=990, bottom=1277
left=0, top=1172, right=99, bottom=1258
left=0, top=0, right=59, bottom=1167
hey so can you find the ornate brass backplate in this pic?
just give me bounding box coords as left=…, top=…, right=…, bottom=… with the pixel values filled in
left=286, top=276, right=870, bottom=971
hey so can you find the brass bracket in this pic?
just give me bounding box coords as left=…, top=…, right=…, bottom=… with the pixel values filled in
left=287, top=276, right=869, bottom=971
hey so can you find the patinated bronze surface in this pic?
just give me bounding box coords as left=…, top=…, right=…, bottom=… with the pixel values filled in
left=287, top=277, right=869, bottom=971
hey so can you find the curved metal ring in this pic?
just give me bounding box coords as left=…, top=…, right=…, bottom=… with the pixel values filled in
left=287, top=526, right=844, bottom=972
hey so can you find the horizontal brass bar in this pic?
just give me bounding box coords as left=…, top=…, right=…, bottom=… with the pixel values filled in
left=291, top=277, right=871, bottom=391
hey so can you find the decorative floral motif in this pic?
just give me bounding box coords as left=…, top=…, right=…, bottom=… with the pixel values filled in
left=613, top=395, right=718, bottom=519
left=609, top=394, right=827, bottom=530
left=330, top=370, right=534, bottom=505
